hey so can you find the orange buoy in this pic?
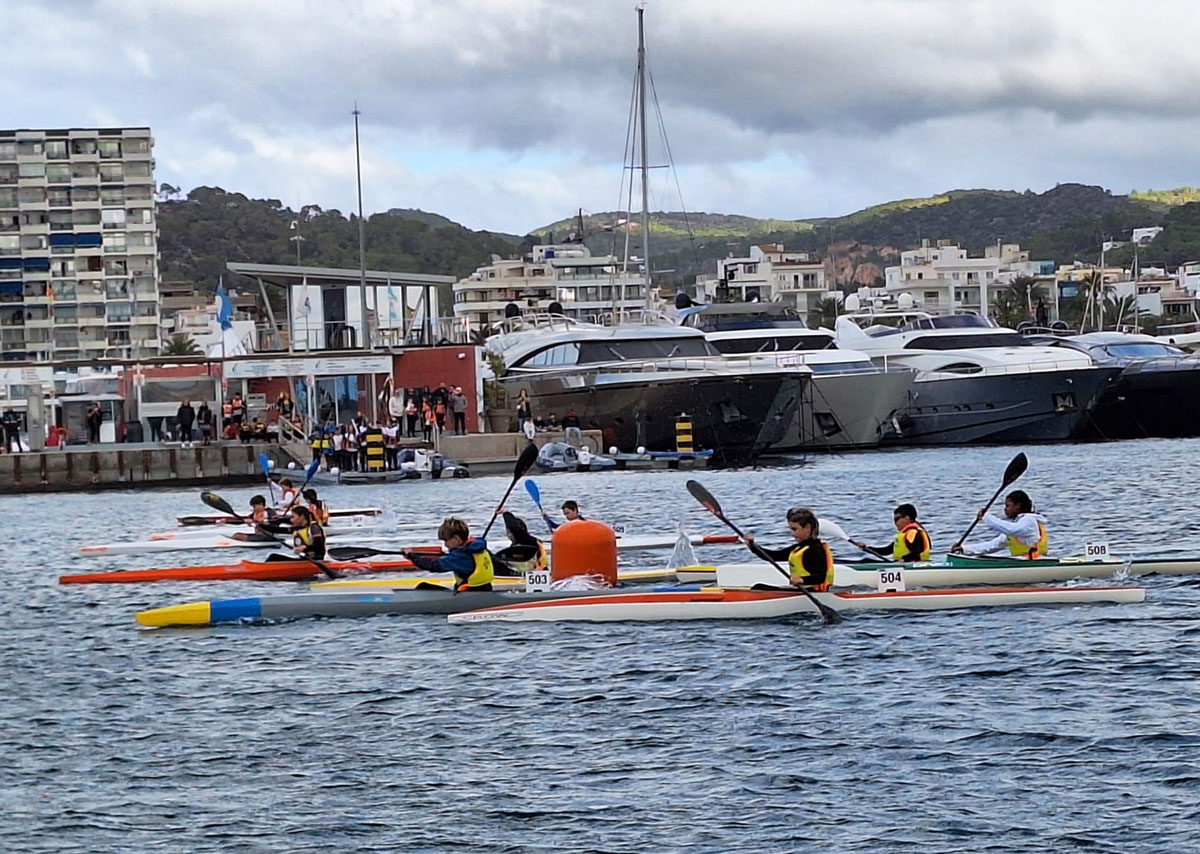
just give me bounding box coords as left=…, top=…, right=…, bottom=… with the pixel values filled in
left=550, top=520, right=618, bottom=586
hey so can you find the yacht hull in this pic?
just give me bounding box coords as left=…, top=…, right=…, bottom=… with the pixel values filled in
left=776, top=370, right=915, bottom=451
left=501, top=372, right=805, bottom=464
left=1077, top=366, right=1200, bottom=439
left=883, top=367, right=1119, bottom=445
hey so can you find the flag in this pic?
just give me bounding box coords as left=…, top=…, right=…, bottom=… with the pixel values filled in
left=300, top=296, right=312, bottom=317
left=216, top=282, right=233, bottom=330
left=387, top=281, right=399, bottom=322
left=1101, top=240, right=1115, bottom=253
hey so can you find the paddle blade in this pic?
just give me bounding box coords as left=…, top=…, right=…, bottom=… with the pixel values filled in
left=327, top=546, right=390, bottom=560
left=686, top=480, right=723, bottom=518
left=258, top=453, right=271, bottom=478
left=301, top=456, right=321, bottom=485
left=514, top=442, right=539, bottom=479
left=200, top=491, right=237, bottom=516
left=1002, top=452, right=1029, bottom=487
left=525, top=479, right=542, bottom=508
left=818, top=518, right=851, bottom=543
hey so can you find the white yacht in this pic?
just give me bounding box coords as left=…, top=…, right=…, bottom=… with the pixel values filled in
left=486, top=313, right=810, bottom=464
left=834, top=311, right=1121, bottom=443
left=675, top=302, right=915, bottom=450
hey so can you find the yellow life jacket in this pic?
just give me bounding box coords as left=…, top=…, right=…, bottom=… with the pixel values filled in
left=506, top=541, right=549, bottom=574
left=310, top=437, right=321, bottom=449
left=1007, top=520, right=1048, bottom=559
left=788, top=541, right=833, bottom=591
left=893, top=522, right=932, bottom=562
left=293, top=522, right=325, bottom=558
left=461, top=539, right=495, bottom=589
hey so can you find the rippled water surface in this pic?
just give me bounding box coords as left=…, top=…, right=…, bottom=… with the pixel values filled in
left=5, top=441, right=1200, bottom=853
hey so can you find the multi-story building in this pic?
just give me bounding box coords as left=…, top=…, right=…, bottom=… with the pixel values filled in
left=884, top=239, right=1057, bottom=317
left=0, top=127, right=159, bottom=362
left=696, top=243, right=831, bottom=311
left=453, top=244, right=649, bottom=332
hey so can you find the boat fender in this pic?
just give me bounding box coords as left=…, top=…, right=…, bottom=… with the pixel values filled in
left=551, top=519, right=618, bottom=587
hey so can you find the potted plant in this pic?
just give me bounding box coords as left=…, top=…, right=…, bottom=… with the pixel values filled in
left=483, top=351, right=514, bottom=433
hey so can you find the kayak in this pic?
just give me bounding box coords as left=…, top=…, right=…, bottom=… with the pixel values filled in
left=147, top=519, right=385, bottom=541
left=675, top=553, right=1200, bottom=588
left=79, top=530, right=741, bottom=558
left=447, top=584, right=1145, bottom=623
left=60, top=557, right=420, bottom=585
left=135, top=586, right=635, bottom=628
left=309, top=566, right=677, bottom=590
left=177, top=507, right=383, bottom=526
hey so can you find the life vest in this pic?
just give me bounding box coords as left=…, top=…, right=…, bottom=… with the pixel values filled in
left=310, top=436, right=321, bottom=450
left=893, top=522, right=932, bottom=562
left=293, top=522, right=325, bottom=559
left=459, top=538, right=495, bottom=590
left=1007, top=520, right=1048, bottom=559
left=308, top=501, right=330, bottom=525
left=250, top=507, right=270, bottom=524
left=788, top=541, right=833, bottom=591
left=222, top=403, right=233, bottom=417
left=505, top=540, right=548, bottom=574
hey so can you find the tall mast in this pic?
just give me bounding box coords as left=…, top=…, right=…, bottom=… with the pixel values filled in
left=354, top=103, right=369, bottom=349
left=637, top=3, right=651, bottom=312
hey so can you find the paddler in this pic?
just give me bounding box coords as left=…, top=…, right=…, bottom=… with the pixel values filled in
left=401, top=517, right=496, bottom=591
left=851, top=503, right=932, bottom=562
left=302, top=488, right=331, bottom=525
left=951, top=489, right=1047, bottom=559
left=277, top=477, right=299, bottom=511
left=495, top=510, right=548, bottom=576
left=286, top=504, right=326, bottom=561
left=248, top=494, right=275, bottom=525
left=744, top=507, right=834, bottom=590
left=543, top=500, right=585, bottom=531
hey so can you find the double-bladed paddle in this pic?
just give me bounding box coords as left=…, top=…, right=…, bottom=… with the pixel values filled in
left=258, top=452, right=277, bottom=504
left=950, top=452, right=1029, bottom=553
left=685, top=480, right=842, bottom=625
left=481, top=442, right=540, bottom=540
left=525, top=478, right=555, bottom=533
left=201, top=490, right=340, bottom=580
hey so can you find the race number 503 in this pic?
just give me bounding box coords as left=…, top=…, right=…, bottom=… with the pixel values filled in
left=525, top=569, right=552, bottom=593
left=1085, top=542, right=1110, bottom=558
left=877, top=568, right=906, bottom=593
left=611, top=523, right=626, bottom=537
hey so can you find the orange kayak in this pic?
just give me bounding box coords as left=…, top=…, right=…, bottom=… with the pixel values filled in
left=58, top=556, right=420, bottom=585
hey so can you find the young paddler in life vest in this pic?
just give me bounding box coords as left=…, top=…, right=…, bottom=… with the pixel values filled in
left=743, top=506, right=834, bottom=590
left=287, top=504, right=326, bottom=560
left=301, top=488, right=331, bottom=525
left=248, top=494, right=275, bottom=525
left=402, top=516, right=496, bottom=591
left=543, top=500, right=585, bottom=532
left=277, top=478, right=299, bottom=511
left=852, top=503, right=932, bottom=562
left=494, top=511, right=548, bottom=576
left=952, top=489, right=1048, bottom=559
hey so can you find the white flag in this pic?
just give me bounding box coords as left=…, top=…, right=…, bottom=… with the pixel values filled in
left=1101, top=241, right=1115, bottom=253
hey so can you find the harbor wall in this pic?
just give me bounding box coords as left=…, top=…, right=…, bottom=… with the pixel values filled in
left=0, top=443, right=279, bottom=495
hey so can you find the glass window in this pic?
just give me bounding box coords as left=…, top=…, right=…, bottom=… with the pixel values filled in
left=45, top=164, right=71, bottom=184
left=48, top=188, right=71, bottom=207
left=102, top=233, right=126, bottom=252
left=124, top=185, right=152, bottom=200
left=0, top=235, right=17, bottom=252
left=106, top=302, right=132, bottom=322
left=905, top=333, right=1027, bottom=350
left=98, top=140, right=122, bottom=159
left=20, top=234, right=47, bottom=250
left=45, top=140, right=68, bottom=160
left=53, top=281, right=76, bottom=299
left=101, top=209, right=126, bottom=229
left=0, top=142, right=15, bottom=160
left=17, top=187, right=46, bottom=205
left=100, top=188, right=124, bottom=206
left=52, top=259, right=75, bottom=278
left=72, top=186, right=98, bottom=202
left=18, top=163, right=45, bottom=178
left=104, top=259, right=127, bottom=276
left=99, top=163, right=123, bottom=181
left=71, top=162, right=98, bottom=179
left=74, top=209, right=100, bottom=225
left=126, top=207, right=152, bottom=224
left=17, top=140, right=44, bottom=156
left=124, top=162, right=151, bottom=177
left=124, top=138, right=150, bottom=154
left=70, top=139, right=97, bottom=156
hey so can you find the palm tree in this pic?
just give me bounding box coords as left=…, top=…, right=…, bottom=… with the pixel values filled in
left=807, top=296, right=841, bottom=329
left=162, top=333, right=202, bottom=356
left=1006, top=276, right=1042, bottom=319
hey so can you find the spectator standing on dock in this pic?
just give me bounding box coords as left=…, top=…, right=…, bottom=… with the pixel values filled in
left=85, top=402, right=103, bottom=444
left=405, top=394, right=419, bottom=437
left=276, top=391, right=294, bottom=420
left=516, top=389, right=532, bottom=434
left=229, top=393, right=245, bottom=426
left=450, top=387, right=468, bottom=435
left=175, top=400, right=195, bottom=448
left=421, top=400, right=434, bottom=442
left=197, top=402, right=214, bottom=445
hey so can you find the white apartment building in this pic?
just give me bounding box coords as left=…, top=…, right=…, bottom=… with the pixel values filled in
left=0, top=127, right=159, bottom=362
left=884, top=239, right=1057, bottom=317
left=453, top=244, right=649, bottom=331
left=696, top=243, right=831, bottom=311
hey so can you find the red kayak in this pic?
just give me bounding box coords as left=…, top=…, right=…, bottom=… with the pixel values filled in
left=58, top=557, right=419, bottom=585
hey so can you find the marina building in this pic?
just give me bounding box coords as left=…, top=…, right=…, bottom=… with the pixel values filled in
left=453, top=244, right=648, bottom=332
left=695, top=243, right=832, bottom=311
left=0, top=127, right=160, bottom=362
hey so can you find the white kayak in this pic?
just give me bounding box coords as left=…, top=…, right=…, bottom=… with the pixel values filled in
left=448, top=584, right=1144, bottom=623
left=676, top=553, right=1200, bottom=588
left=81, top=530, right=739, bottom=557
left=309, top=566, right=677, bottom=590
left=176, top=507, right=383, bottom=525
left=148, top=518, right=387, bottom=541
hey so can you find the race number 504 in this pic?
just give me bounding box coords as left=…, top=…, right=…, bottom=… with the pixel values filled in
left=877, top=568, right=906, bottom=593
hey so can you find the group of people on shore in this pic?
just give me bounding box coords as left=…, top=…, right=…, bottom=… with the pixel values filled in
left=386, top=385, right=470, bottom=439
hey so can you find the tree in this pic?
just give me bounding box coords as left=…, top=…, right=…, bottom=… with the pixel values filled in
left=807, top=296, right=841, bottom=329
left=162, top=333, right=202, bottom=356
left=157, top=182, right=181, bottom=202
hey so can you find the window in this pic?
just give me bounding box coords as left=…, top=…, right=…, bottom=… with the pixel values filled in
left=100, top=188, right=124, bottom=206
left=124, top=185, right=152, bottom=200
left=106, top=302, right=132, bottom=322
left=0, top=142, right=15, bottom=160
left=126, top=207, right=152, bottom=225
left=98, top=140, right=122, bottom=159
left=17, top=188, right=46, bottom=205
left=17, top=140, right=44, bottom=156
left=18, top=163, right=45, bottom=178
left=71, top=163, right=98, bottom=180
left=20, top=234, right=47, bottom=250
left=71, top=139, right=97, bottom=156
left=124, top=162, right=151, bottom=178
left=101, top=209, right=126, bottom=229
left=52, top=259, right=75, bottom=278
left=0, top=188, right=15, bottom=207
left=72, top=186, right=98, bottom=202
left=802, top=273, right=818, bottom=288
left=46, top=164, right=71, bottom=184
left=48, top=188, right=71, bottom=208
left=74, top=209, right=100, bottom=226
left=53, top=281, right=76, bottom=300
left=99, top=163, right=123, bottom=182
left=905, top=333, right=1028, bottom=350
left=45, top=140, right=68, bottom=160
left=0, top=235, right=17, bottom=252
left=124, top=138, right=150, bottom=154
left=102, top=233, right=126, bottom=252
left=923, top=291, right=939, bottom=301
left=54, top=329, right=78, bottom=347
left=104, top=259, right=128, bottom=276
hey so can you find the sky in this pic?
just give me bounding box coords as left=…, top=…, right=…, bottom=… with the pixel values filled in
left=5, top=0, right=1200, bottom=235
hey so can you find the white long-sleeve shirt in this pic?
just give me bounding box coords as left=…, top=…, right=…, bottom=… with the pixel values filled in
left=968, top=512, right=1046, bottom=556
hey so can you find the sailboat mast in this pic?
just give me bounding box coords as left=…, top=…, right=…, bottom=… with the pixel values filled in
left=637, top=4, right=651, bottom=313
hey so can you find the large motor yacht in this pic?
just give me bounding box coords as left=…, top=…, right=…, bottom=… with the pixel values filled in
left=675, top=302, right=914, bottom=450
left=1028, top=330, right=1200, bottom=439
left=834, top=312, right=1120, bottom=444
left=486, top=313, right=809, bottom=464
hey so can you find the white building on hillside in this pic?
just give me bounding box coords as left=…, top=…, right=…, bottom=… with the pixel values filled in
left=884, top=239, right=1057, bottom=318
left=696, top=243, right=832, bottom=311
left=453, top=244, right=648, bottom=331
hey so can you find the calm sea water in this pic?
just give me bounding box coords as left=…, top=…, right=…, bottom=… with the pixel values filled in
left=4, top=441, right=1200, bottom=853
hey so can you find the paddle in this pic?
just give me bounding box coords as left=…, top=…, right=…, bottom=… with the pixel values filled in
left=200, top=491, right=340, bottom=580
left=327, top=544, right=441, bottom=560
left=481, top=442, right=540, bottom=540
left=950, top=452, right=1029, bottom=553
left=819, top=518, right=890, bottom=560
left=685, top=480, right=842, bottom=625
left=525, top=479, right=554, bottom=533
left=258, top=453, right=277, bottom=504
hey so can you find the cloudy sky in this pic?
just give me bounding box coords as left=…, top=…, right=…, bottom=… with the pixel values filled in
left=5, top=0, right=1200, bottom=234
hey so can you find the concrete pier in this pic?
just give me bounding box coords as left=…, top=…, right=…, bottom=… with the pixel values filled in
left=0, top=442, right=285, bottom=494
